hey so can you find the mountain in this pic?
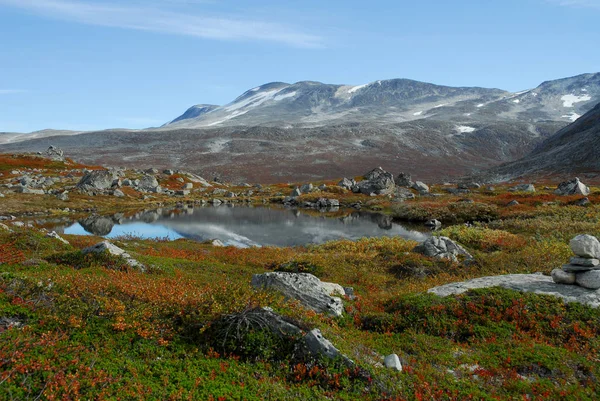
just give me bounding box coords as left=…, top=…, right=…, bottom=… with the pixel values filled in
left=481, top=102, right=600, bottom=182
left=165, top=73, right=600, bottom=129
left=1, top=73, right=599, bottom=183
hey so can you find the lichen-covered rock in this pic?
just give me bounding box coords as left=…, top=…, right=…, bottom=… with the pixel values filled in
left=429, top=274, right=600, bottom=308
left=357, top=167, right=395, bottom=196
left=412, top=181, right=430, bottom=194
left=77, top=170, right=117, bottom=191
left=570, top=234, right=600, bottom=259
left=82, top=241, right=146, bottom=272
left=251, top=272, right=344, bottom=317
left=575, top=270, right=600, bottom=290
left=555, top=178, right=590, bottom=196
left=413, top=236, right=473, bottom=263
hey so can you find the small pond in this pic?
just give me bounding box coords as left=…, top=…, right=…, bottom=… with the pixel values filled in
left=55, top=205, right=430, bottom=248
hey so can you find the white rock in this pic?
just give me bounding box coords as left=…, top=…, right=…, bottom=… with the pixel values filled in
left=551, top=268, right=576, bottom=284
left=251, top=272, right=344, bottom=317
left=46, top=231, right=69, bottom=245
left=210, top=239, right=225, bottom=247
left=575, top=270, right=600, bottom=290
left=321, top=282, right=346, bottom=296
left=570, top=235, right=600, bottom=259
left=82, top=241, right=146, bottom=272
left=384, top=354, right=402, bottom=371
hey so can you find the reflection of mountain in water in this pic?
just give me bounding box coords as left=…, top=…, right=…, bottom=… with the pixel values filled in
left=64, top=206, right=429, bottom=247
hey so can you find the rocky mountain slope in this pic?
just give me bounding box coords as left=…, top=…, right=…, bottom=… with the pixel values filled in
left=165, top=73, right=600, bottom=128
left=1, top=73, right=598, bottom=183
left=482, top=102, right=600, bottom=181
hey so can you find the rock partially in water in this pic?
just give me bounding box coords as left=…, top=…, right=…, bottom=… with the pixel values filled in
left=79, top=215, right=114, bottom=236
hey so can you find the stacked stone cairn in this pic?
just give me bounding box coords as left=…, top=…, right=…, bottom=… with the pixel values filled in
left=552, top=235, right=600, bottom=290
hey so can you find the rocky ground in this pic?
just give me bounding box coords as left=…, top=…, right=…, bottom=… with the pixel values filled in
left=1, top=150, right=600, bottom=400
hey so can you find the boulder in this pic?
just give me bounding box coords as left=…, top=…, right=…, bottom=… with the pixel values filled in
left=384, top=354, right=402, bottom=372
left=411, top=181, right=429, bottom=194
left=555, top=178, right=590, bottom=196
left=413, top=236, right=473, bottom=263
left=16, top=187, right=45, bottom=195
left=551, top=268, right=576, bottom=284
left=113, top=189, right=125, bottom=197
left=458, top=182, right=481, bottom=190
left=573, top=197, right=591, bottom=207
left=163, top=169, right=175, bottom=175
left=357, top=167, right=395, bottom=195
left=183, top=183, right=193, bottom=190
left=429, top=274, right=600, bottom=308
left=338, top=178, right=356, bottom=190
left=45, top=145, right=64, bottom=161
left=509, top=184, right=535, bottom=193
left=396, top=172, right=413, bottom=188
left=303, top=329, right=347, bottom=361
left=570, top=235, right=600, bottom=259
left=575, top=270, right=600, bottom=290
left=56, top=192, right=69, bottom=201
left=507, top=200, right=520, bottom=207
left=251, top=272, right=344, bottom=317
left=77, top=170, right=117, bottom=191
left=79, top=215, right=114, bottom=236
left=82, top=241, right=146, bottom=272
left=394, top=187, right=415, bottom=201
left=300, top=183, right=313, bottom=194
left=290, top=188, right=302, bottom=198
left=138, top=175, right=160, bottom=192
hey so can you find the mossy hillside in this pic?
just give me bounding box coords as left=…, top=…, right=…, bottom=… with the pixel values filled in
left=1, top=211, right=599, bottom=400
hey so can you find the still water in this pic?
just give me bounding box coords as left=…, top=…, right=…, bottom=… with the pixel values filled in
left=60, top=206, right=430, bottom=248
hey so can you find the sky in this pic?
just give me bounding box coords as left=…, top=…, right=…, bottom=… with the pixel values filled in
left=0, top=0, right=599, bottom=133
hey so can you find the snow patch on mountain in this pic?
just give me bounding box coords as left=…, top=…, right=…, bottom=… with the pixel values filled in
left=456, top=125, right=476, bottom=133
left=274, top=91, right=297, bottom=101
left=561, top=112, right=581, bottom=122
left=561, top=94, right=592, bottom=108
left=349, top=84, right=368, bottom=94
left=413, top=111, right=423, bottom=116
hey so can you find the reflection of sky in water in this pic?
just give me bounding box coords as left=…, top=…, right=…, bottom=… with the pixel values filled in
left=65, top=222, right=183, bottom=241
left=61, top=207, right=430, bottom=248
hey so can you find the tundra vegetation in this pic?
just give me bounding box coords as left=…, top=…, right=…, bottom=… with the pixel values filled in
left=0, top=153, right=599, bottom=400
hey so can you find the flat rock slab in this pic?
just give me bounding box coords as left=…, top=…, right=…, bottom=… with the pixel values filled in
left=428, top=274, right=600, bottom=308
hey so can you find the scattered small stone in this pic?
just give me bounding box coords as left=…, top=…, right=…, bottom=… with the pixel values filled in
left=46, top=231, right=69, bottom=245
left=507, top=200, right=520, bottom=207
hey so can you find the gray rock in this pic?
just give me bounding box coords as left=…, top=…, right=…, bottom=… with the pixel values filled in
left=396, top=172, right=413, bottom=187
left=509, top=184, right=535, bottom=193
left=113, top=189, right=125, bottom=197
left=163, top=169, right=175, bottom=175
left=562, top=264, right=600, bottom=272
left=145, top=168, right=159, bottom=174
left=290, top=188, right=302, bottom=198
left=570, top=234, right=600, bottom=259
left=56, top=192, right=69, bottom=201
left=16, top=187, right=45, bottom=195
left=176, top=190, right=190, bottom=196
left=338, top=177, right=356, bottom=190
left=138, top=175, right=160, bottom=192
left=429, top=274, right=600, bottom=308
left=384, top=354, right=402, bottom=372
left=394, top=187, right=415, bottom=201
left=425, top=219, right=442, bottom=229
left=77, top=170, right=117, bottom=191
left=357, top=167, right=395, bottom=195
left=82, top=241, right=146, bottom=272
left=507, top=200, right=520, bottom=206
left=303, top=329, right=344, bottom=361
left=551, top=268, right=576, bottom=284
left=575, top=270, right=600, bottom=290
left=251, top=272, right=344, bottom=317
left=555, top=178, right=590, bottom=196
left=411, top=181, right=429, bottom=194
left=79, top=216, right=114, bottom=236
left=46, top=231, right=69, bottom=245
left=573, top=197, right=591, bottom=207
left=570, top=257, right=600, bottom=267
left=183, top=183, right=193, bottom=190
left=458, top=182, right=481, bottom=190
left=300, top=183, right=313, bottom=193
left=413, top=236, right=473, bottom=263
left=45, top=145, right=64, bottom=161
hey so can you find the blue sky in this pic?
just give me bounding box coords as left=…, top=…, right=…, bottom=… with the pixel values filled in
left=1, top=0, right=599, bottom=132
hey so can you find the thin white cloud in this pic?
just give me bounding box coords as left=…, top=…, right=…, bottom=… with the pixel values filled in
left=547, top=0, right=600, bottom=8
left=0, top=89, right=27, bottom=94
left=0, top=0, right=324, bottom=48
